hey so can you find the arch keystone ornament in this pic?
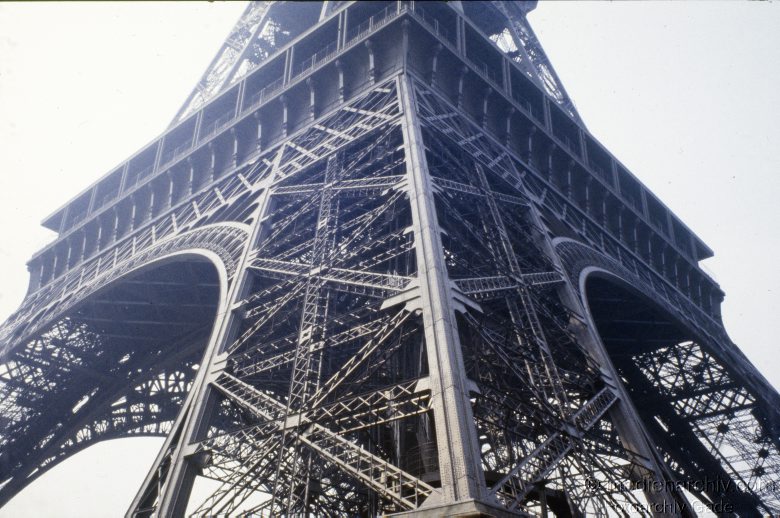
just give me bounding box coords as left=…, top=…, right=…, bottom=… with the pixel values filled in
left=2, top=2, right=778, bottom=516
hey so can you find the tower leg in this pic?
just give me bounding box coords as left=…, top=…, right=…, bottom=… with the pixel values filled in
left=126, top=149, right=285, bottom=518
left=397, top=76, right=487, bottom=508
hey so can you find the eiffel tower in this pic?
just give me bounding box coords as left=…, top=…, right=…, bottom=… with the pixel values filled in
left=1, top=1, right=778, bottom=516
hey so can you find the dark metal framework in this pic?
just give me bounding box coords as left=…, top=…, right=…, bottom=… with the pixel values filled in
left=1, top=2, right=778, bottom=516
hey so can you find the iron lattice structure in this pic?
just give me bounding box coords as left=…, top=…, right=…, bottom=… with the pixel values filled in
left=1, top=2, right=779, bottom=516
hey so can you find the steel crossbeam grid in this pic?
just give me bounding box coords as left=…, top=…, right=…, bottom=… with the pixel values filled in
left=172, top=2, right=272, bottom=124
left=413, top=73, right=733, bottom=361
left=273, top=175, right=405, bottom=197
left=210, top=372, right=436, bottom=511
left=0, top=316, right=211, bottom=505
left=453, top=272, right=563, bottom=301
left=158, top=86, right=428, bottom=516
left=487, top=386, right=617, bottom=510
left=271, top=152, right=342, bottom=510
left=249, top=258, right=413, bottom=297
left=410, top=75, right=688, bottom=514
left=4, top=4, right=780, bottom=515
left=230, top=308, right=384, bottom=378
left=0, top=79, right=401, bottom=358
left=491, top=1, right=584, bottom=125
left=629, top=342, right=780, bottom=514
left=440, top=154, right=571, bottom=416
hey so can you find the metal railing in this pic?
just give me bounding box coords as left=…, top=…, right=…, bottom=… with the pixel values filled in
left=96, top=191, right=118, bottom=209
left=160, top=141, right=193, bottom=167
left=199, top=111, right=235, bottom=142
left=131, top=166, right=154, bottom=188
left=243, top=76, right=284, bottom=113
left=471, top=57, right=503, bottom=88
left=345, top=4, right=401, bottom=47
left=408, top=4, right=454, bottom=45
left=292, top=41, right=338, bottom=80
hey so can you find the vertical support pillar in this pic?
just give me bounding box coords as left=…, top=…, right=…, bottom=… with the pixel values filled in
left=503, top=107, right=514, bottom=148
left=280, top=95, right=289, bottom=138
left=186, top=158, right=195, bottom=196
left=235, top=80, right=245, bottom=118
left=28, top=260, right=42, bottom=293
left=207, top=143, right=216, bottom=183
left=398, top=76, right=485, bottom=504
left=525, top=125, right=537, bottom=166
left=51, top=251, right=59, bottom=280
left=660, top=243, right=668, bottom=277
left=610, top=158, right=619, bottom=189
left=335, top=60, right=345, bottom=103
left=633, top=219, right=640, bottom=255
left=79, top=229, right=87, bottom=263
left=64, top=238, right=73, bottom=270
left=430, top=43, right=443, bottom=87
left=253, top=113, right=263, bottom=153
left=167, top=172, right=175, bottom=209
left=501, top=56, right=510, bottom=94
left=647, top=234, right=654, bottom=266
left=306, top=77, right=316, bottom=121
left=87, top=186, right=98, bottom=215
left=193, top=110, right=204, bottom=144
left=111, top=207, right=120, bottom=242
left=542, top=97, right=552, bottom=132
left=673, top=257, right=680, bottom=288
left=129, top=146, right=289, bottom=518
left=584, top=176, right=592, bottom=215
left=578, top=128, right=589, bottom=163
left=565, top=159, right=574, bottom=199
left=456, top=16, right=466, bottom=55
left=230, top=128, right=239, bottom=168
left=95, top=217, right=103, bottom=252
left=284, top=47, right=294, bottom=85
left=58, top=206, right=70, bottom=235
left=456, top=66, right=468, bottom=109
left=118, top=162, right=130, bottom=194
left=546, top=143, right=557, bottom=184
left=481, top=87, right=491, bottom=129
left=153, top=138, right=164, bottom=174
left=147, top=184, right=156, bottom=221
left=365, top=39, right=376, bottom=85
left=129, top=195, right=137, bottom=233
left=337, top=9, right=345, bottom=49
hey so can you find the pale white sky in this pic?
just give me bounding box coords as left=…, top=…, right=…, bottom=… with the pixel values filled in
left=0, top=2, right=778, bottom=516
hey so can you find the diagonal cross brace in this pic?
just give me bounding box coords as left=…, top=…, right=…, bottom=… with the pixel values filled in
left=488, top=386, right=618, bottom=509
left=210, top=371, right=437, bottom=510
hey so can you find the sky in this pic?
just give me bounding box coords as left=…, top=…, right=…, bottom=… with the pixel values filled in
left=0, top=2, right=778, bottom=516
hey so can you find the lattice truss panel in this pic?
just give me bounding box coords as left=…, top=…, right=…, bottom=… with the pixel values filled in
left=180, top=84, right=437, bottom=517
left=488, top=1, right=582, bottom=124
left=412, top=82, right=658, bottom=517
left=0, top=262, right=220, bottom=504
left=411, top=78, right=780, bottom=516
left=126, top=77, right=664, bottom=517
left=3, top=61, right=778, bottom=516
left=622, top=341, right=780, bottom=514
left=0, top=80, right=406, bottom=510
left=174, top=1, right=346, bottom=125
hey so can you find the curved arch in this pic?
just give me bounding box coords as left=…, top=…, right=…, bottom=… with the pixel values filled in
left=554, top=237, right=779, bottom=409
left=0, top=223, right=248, bottom=359
left=0, top=248, right=231, bottom=507
left=574, top=266, right=780, bottom=516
